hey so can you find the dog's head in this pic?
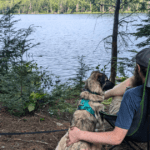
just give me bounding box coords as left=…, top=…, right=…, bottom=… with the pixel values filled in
left=84, top=71, right=107, bottom=94
left=84, top=71, right=114, bottom=94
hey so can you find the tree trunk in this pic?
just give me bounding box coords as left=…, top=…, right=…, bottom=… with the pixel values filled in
left=50, top=2, right=53, bottom=13
left=23, top=6, right=25, bottom=13
left=103, top=5, right=104, bottom=12
left=76, top=3, right=79, bottom=12
left=90, top=2, right=91, bottom=12
left=58, top=1, right=60, bottom=14
left=110, top=0, right=120, bottom=84
left=18, top=9, right=20, bottom=14
left=148, top=1, right=150, bottom=12
left=29, top=1, right=32, bottom=12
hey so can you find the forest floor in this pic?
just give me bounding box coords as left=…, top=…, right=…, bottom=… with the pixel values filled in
left=0, top=97, right=149, bottom=150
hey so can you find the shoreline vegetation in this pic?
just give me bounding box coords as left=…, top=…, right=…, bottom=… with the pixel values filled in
left=0, top=11, right=148, bottom=15
left=0, top=0, right=149, bottom=15
left=0, top=12, right=146, bottom=15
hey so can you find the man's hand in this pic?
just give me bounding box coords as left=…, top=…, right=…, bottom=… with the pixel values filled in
left=66, top=126, right=81, bottom=147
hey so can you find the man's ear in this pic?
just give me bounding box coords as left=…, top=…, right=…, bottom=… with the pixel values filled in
left=137, top=64, right=145, bottom=81
left=137, top=64, right=141, bottom=73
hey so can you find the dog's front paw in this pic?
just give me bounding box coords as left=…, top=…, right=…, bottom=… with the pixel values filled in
left=80, top=91, right=89, bottom=99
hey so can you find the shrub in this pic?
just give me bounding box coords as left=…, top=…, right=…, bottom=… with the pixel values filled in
left=48, top=81, right=79, bottom=118
left=0, top=2, right=53, bottom=116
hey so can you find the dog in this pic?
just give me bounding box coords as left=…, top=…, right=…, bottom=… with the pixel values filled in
left=55, top=71, right=114, bottom=150
left=103, top=79, right=115, bottom=91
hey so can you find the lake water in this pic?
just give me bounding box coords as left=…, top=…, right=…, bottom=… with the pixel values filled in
left=0, top=13, right=148, bottom=93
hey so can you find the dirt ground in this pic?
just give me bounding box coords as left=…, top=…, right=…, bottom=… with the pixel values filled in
left=0, top=99, right=149, bottom=150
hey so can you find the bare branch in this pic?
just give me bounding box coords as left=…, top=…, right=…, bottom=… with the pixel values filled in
left=94, top=35, right=112, bottom=52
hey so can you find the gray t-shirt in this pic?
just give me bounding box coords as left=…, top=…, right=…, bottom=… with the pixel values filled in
left=115, top=84, right=144, bottom=130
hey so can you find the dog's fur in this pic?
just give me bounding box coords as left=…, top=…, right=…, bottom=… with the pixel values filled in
left=55, top=71, right=113, bottom=150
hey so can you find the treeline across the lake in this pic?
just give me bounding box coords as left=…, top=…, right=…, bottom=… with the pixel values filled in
left=0, top=0, right=150, bottom=14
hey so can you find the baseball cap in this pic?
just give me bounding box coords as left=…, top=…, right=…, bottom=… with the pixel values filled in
left=136, top=48, right=150, bottom=67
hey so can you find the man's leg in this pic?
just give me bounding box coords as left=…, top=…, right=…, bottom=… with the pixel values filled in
left=109, top=96, right=122, bottom=115
left=105, top=76, right=135, bottom=115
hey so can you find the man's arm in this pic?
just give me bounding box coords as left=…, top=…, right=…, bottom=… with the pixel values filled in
left=80, top=126, right=128, bottom=145
left=66, top=126, right=128, bottom=146
left=104, top=76, right=134, bottom=100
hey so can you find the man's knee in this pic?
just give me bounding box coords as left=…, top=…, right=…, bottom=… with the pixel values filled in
left=109, top=96, right=123, bottom=115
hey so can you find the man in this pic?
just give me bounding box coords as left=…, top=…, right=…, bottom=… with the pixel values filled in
left=66, top=48, right=150, bottom=147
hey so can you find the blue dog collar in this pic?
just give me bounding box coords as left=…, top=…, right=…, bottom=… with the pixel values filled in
left=78, top=99, right=95, bottom=117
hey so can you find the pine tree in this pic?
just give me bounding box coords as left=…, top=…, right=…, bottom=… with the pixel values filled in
left=132, top=12, right=150, bottom=48
left=0, top=2, right=52, bottom=116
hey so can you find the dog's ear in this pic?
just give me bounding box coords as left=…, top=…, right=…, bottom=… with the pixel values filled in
left=97, top=74, right=106, bottom=87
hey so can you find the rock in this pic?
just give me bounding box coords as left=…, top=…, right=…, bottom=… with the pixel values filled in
left=56, top=122, right=63, bottom=126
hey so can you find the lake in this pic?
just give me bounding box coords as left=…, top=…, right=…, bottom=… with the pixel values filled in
left=0, top=13, right=147, bottom=93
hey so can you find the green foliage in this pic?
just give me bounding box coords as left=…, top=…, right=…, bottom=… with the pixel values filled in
left=25, top=92, right=46, bottom=112
left=95, top=63, right=107, bottom=73
left=132, top=12, right=150, bottom=48
left=116, top=76, right=128, bottom=82
left=102, top=97, right=112, bottom=105
left=0, top=62, right=51, bottom=116
left=0, top=0, right=149, bottom=14
left=0, top=2, right=53, bottom=117
left=120, top=76, right=128, bottom=82
left=47, top=82, right=79, bottom=118
left=40, top=118, right=45, bottom=121
left=0, top=3, right=92, bottom=117
left=70, top=55, right=91, bottom=92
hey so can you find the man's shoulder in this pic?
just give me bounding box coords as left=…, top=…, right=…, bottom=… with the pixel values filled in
left=125, top=85, right=144, bottom=97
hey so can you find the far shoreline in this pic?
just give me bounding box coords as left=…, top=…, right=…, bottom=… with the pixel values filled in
left=0, top=11, right=148, bottom=15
